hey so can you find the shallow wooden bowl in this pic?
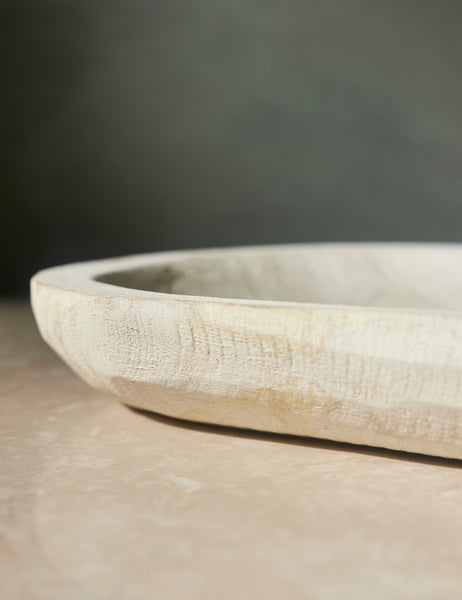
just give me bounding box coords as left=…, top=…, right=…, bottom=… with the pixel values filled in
left=31, top=243, right=462, bottom=459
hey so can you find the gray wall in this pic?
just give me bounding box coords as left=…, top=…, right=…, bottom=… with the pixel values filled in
left=2, top=0, right=462, bottom=293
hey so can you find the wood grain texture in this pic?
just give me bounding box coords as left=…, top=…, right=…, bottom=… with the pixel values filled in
left=31, top=243, right=462, bottom=459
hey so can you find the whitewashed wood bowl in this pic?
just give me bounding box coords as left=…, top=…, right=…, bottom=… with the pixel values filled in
left=31, top=243, right=462, bottom=460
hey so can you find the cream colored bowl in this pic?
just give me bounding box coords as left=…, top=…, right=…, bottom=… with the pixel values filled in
left=31, top=243, right=462, bottom=459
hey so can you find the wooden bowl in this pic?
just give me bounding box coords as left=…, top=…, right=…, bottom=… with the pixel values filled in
left=31, top=243, right=462, bottom=459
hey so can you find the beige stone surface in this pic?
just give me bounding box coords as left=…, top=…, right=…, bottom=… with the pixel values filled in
left=2, top=301, right=462, bottom=600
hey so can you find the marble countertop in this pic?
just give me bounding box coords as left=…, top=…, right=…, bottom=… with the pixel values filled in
left=2, top=301, right=462, bottom=599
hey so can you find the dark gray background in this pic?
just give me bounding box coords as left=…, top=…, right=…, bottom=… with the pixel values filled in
left=2, top=0, right=462, bottom=294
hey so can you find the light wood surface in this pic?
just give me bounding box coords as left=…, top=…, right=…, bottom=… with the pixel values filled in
left=2, top=301, right=462, bottom=599
left=32, top=243, right=462, bottom=459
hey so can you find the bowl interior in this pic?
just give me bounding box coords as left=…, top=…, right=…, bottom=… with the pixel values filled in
left=96, top=245, right=462, bottom=310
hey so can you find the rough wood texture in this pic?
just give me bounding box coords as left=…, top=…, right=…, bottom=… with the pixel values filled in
left=31, top=243, right=462, bottom=459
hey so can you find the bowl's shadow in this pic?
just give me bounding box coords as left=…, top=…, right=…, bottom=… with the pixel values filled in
left=126, top=406, right=462, bottom=469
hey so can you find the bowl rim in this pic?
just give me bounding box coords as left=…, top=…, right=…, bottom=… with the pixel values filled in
left=30, top=241, right=462, bottom=317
